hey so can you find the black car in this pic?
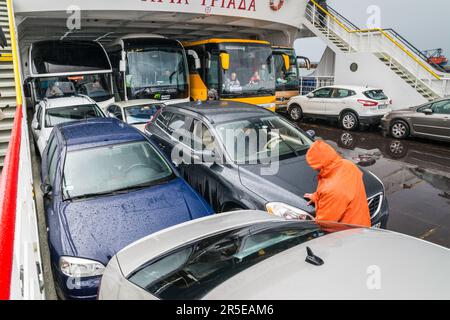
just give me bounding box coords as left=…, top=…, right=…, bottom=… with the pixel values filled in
left=145, top=101, right=389, bottom=228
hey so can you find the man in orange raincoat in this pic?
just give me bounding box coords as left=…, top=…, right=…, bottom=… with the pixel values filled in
left=304, top=140, right=371, bottom=227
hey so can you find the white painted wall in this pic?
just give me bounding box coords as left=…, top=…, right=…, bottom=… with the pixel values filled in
left=334, top=52, right=428, bottom=109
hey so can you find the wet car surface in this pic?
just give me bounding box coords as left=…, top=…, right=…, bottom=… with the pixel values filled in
left=295, top=119, right=450, bottom=248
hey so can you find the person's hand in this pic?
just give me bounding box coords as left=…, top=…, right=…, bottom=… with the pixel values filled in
left=304, top=193, right=315, bottom=206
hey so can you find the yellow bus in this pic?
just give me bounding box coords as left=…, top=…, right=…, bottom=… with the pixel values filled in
left=184, top=39, right=277, bottom=111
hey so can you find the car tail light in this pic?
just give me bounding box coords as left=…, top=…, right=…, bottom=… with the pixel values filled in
left=357, top=99, right=379, bottom=107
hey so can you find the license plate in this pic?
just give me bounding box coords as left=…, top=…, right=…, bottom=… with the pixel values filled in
left=378, top=104, right=387, bottom=110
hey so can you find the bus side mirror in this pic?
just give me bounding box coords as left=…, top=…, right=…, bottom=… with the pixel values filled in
left=187, top=50, right=201, bottom=70
left=282, top=54, right=290, bottom=71
left=119, top=60, right=126, bottom=72
left=220, top=53, right=230, bottom=70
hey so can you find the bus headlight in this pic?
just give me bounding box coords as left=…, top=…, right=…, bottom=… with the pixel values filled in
left=60, top=256, right=105, bottom=277
left=266, top=202, right=315, bottom=221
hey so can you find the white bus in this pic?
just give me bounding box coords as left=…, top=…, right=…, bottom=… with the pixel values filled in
left=107, top=34, right=190, bottom=105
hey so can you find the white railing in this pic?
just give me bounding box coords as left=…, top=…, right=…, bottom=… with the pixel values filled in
left=9, top=103, right=45, bottom=300
left=299, top=76, right=335, bottom=95
left=304, top=1, right=450, bottom=98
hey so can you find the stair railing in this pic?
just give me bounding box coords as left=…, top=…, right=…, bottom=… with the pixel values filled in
left=305, top=0, right=445, bottom=86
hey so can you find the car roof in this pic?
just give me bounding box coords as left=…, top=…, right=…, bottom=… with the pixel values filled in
left=166, top=100, right=273, bottom=124
left=112, top=99, right=163, bottom=109
left=115, top=210, right=450, bottom=300
left=56, top=117, right=145, bottom=149
left=321, top=85, right=383, bottom=91
left=205, top=228, right=450, bottom=300
left=44, top=95, right=95, bottom=109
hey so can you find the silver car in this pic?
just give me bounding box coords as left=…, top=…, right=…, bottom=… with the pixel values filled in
left=381, top=98, right=450, bottom=142
left=98, top=211, right=450, bottom=300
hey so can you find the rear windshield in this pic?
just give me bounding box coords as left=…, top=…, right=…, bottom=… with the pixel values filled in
left=31, top=41, right=111, bottom=75
left=45, top=105, right=104, bottom=127
left=125, top=104, right=163, bottom=125
left=128, top=221, right=344, bottom=300
left=363, top=90, right=388, bottom=100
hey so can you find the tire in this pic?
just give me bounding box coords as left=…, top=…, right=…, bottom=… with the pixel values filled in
left=340, top=111, right=359, bottom=131
left=390, top=120, right=409, bottom=139
left=288, top=104, right=303, bottom=122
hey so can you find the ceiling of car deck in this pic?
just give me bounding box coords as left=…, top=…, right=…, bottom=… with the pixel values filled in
left=16, top=11, right=313, bottom=50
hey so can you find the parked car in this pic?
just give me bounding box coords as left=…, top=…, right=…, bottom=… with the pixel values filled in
left=287, top=85, right=392, bottom=130
left=105, top=99, right=165, bottom=132
left=40, top=118, right=213, bottom=300
left=31, top=95, right=105, bottom=156
left=144, top=101, right=389, bottom=228
left=381, top=98, right=450, bottom=142
left=98, top=210, right=450, bottom=300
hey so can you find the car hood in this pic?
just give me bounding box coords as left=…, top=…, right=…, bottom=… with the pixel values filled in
left=55, top=177, right=211, bottom=265
left=238, top=156, right=383, bottom=213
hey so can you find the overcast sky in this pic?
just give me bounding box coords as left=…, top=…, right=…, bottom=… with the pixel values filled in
left=295, top=0, right=450, bottom=62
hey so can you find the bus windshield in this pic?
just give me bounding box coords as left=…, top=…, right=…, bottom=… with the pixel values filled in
left=220, top=43, right=275, bottom=98
left=274, top=50, right=299, bottom=92
left=35, top=74, right=113, bottom=102
left=125, top=47, right=188, bottom=101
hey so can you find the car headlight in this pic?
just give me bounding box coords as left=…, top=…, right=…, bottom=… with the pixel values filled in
left=60, top=256, right=105, bottom=277
left=266, top=202, right=315, bottom=221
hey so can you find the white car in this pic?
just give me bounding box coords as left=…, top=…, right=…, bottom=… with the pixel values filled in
left=31, top=95, right=105, bottom=156
left=98, top=210, right=450, bottom=300
left=287, top=85, right=392, bottom=130
left=105, top=99, right=164, bottom=132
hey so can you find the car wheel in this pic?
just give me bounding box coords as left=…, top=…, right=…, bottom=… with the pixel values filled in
left=288, top=104, right=303, bottom=121
left=390, top=120, right=409, bottom=139
left=340, top=111, right=359, bottom=131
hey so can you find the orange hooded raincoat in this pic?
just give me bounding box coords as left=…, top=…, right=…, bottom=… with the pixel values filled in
left=306, top=140, right=371, bottom=227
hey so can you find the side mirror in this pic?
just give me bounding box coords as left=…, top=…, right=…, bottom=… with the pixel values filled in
left=187, top=50, right=201, bottom=70
left=423, top=108, right=433, bottom=115
left=40, top=183, right=52, bottom=197
left=306, top=92, right=314, bottom=98
left=32, top=121, right=41, bottom=130
left=306, top=130, right=316, bottom=140
left=220, top=52, right=230, bottom=70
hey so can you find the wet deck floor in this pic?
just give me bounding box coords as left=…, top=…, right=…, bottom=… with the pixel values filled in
left=297, top=120, right=450, bottom=248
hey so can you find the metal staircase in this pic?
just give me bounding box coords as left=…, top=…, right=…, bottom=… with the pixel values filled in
left=304, top=0, right=450, bottom=102
left=0, top=0, right=16, bottom=168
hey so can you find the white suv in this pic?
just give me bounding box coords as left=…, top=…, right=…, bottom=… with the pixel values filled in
left=31, top=95, right=105, bottom=156
left=287, top=85, right=392, bottom=130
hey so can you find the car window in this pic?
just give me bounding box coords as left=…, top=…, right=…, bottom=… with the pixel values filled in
left=62, top=141, right=174, bottom=200
left=431, top=100, right=450, bottom=115
left=332, top=88, right=353, bottom=98
left=156, top=111, right=172, bottom=129
left=189, top=120, right=216, bottom=152
left=167, top=113, right=187, bottom=133
left=45, top=104, right=104, bottom=127
left=128, top=220, right=333, bottom=300
left=363, top=90, right=388, bottom=100
left=46, top=139, right=58, bottom=185
left=313, top=88, right=332, bottom=98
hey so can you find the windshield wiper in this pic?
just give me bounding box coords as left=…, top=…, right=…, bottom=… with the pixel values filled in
left=257, top=88, right=274, bottom=95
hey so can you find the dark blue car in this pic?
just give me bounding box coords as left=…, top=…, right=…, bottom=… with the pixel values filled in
left=40, top=118, right=213, bottom=300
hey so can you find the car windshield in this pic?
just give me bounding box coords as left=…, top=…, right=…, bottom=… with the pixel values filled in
left=45, top=104, right=104, bottom=127
left=62, top=141, right=174, bottom=200
left=215, top=116, right=312, bottom=163
left=36, top=74, right=113, bottom=102
left=221, top=43, right=275, bottom=98
left=364, top=90, right=388, bottom=100
left=125, top=104, right=163, bottom=125
left=126, top=47, right=188, bottom=100
left=128, top=220, right=343, bottom=300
